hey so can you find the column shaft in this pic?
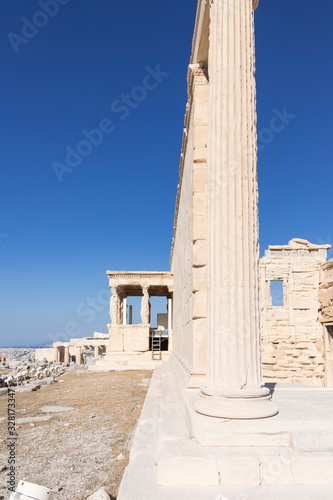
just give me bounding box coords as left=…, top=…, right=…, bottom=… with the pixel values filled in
left=195, top=0, right=277, bottom=419
left=123, top=297, right=127, bottom=325
left=64, top=346, right=70, bottom=364
left=76, top=347, right=83, bottom=365
left=140, top=287, right=150, bottom=324
left=110, top=287, right=119, bottom=325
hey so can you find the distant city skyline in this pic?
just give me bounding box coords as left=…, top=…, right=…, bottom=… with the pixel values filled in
left=0, top=0, right=332, bottom=347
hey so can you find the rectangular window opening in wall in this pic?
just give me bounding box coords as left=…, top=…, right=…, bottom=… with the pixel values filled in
left=328, top=326, right=333, bottom=353
left=270, top=280, right=284, bottom=307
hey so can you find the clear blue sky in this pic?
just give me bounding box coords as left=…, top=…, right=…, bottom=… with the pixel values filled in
left=0, top=0, right=332, bottom=347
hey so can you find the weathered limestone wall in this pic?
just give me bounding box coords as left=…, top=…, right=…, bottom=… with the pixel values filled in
left=319, top=259, right=333, bottom=386
left=170, top=63, right=208, bottom=386
left=35, top=348, right=56, bottom=363
left=260, top=239, right=329, bottom=386
left=108, top=325, right=150, bottom=352
left=320, top=259, right=333, bottom=323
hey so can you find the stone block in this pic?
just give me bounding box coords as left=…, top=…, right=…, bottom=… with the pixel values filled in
left=293, top=294, right=319, bottom=310
left=108, top=326, right=123, bottom=351
left=87, top=488, right=110, bottom=500
left=292, top=456, right=333, bottom=484
left=193, top=104, right=208, bottom=125
left=218, top=456, right=260, bottom=485
left=157, top=457, right=219, bottom=486
left=292, top=432, right=333, bottom=452
left=193, top=126, right=208, bottom=161
left=193, top=84, right=209, bottom=107
left=193, top=191, right=206, bottom=216
left=193, top=215, right=206, bottom=240
left=192, top=318, right=207, bottom=373
left=192, top=291, right=207, bottom=319
left=261, top=454, right=294, bottom=485
left=193, top=239, right=206, bottom=267
left=193, top=265, right=207, bottom=292
left=123, top=326, right=149, bottom=352
left=193, top=167, right=207, bottom=192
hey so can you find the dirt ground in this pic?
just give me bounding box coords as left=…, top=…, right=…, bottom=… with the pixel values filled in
left=0, top=368, right=152, bottom=500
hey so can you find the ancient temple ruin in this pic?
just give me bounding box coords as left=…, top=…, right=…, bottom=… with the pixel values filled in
left=42, top=239, right=333, bottom=386
left=92, top=271, right=173, bottom=370
left=36, top=0, right=333, bottom=394
left=115, top=2, right=333, bottom=496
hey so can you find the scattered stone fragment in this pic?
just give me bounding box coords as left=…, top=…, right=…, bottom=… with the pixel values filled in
left=41, top=406, right=74, bottom=413
left=117, top=453, right=125, bottom=461
left=87, top=488, right=110, bottom=500
left=39, top=377, right=55, bottom=386
left=17, top=416, right=52, bottom=424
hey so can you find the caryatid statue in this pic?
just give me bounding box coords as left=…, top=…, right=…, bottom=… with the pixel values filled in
left=110, top=286, right=119, bottom=325
left=140, top=286, right=150, bottom=324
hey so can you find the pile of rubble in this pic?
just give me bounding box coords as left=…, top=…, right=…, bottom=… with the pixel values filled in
left=0, top=364, right=66, bottom=388
left=0, top=362, right=77, bottom=396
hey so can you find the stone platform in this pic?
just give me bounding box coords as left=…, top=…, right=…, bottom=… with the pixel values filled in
left=117, top=361, right=333, bottom=500
left=88, top=352, right=170, bottom=372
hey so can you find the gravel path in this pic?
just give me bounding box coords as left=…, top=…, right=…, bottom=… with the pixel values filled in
left=0, top=368, right=151, bottom=499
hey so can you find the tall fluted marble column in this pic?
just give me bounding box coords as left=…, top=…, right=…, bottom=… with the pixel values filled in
left=195, top=0, right=278, bottom=419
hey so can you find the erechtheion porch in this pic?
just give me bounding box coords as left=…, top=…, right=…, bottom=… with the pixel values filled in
left=90, top=271, right=174, bottom=371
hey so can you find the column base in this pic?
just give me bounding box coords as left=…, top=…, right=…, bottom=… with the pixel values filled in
left=195, top=388, right=279, bottom=420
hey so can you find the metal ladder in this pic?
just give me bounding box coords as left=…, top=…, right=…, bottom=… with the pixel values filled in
left=151, top=331, right=162, bottom=360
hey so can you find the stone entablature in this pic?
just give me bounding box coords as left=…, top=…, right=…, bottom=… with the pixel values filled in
left=260, top=239, right=330, bottom=386
left=107, top=271, right=173, bottom=288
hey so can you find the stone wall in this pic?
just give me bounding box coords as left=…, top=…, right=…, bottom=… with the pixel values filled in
left=108, top=325, right=150, bottom=352
left=35, top=348, right=56, bottom=363
left=320, top=259, right=333, bottom=323
left=260, top=239, right=330, bottom=386
left=170, top=63, right=208, bottom=386
left=319, top=258, right=333, bottom=385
